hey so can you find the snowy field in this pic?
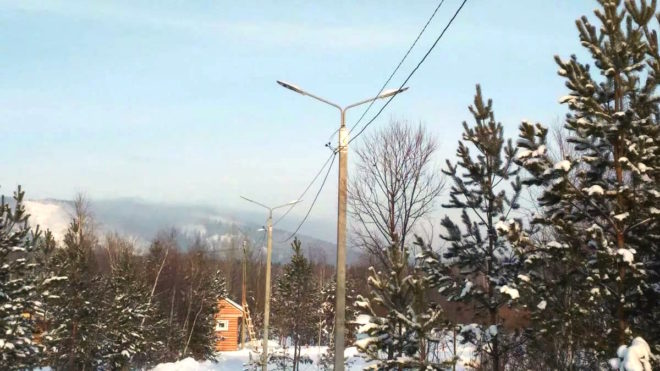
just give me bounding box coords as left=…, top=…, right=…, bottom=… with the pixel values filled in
left=151, top=341, right=477, bottom=370
left=151, top=346, right=370, bottom=371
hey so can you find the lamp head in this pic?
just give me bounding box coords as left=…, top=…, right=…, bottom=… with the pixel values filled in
left=379, top=86, right=409, bottom=99
left=277, top=80, right=306, bottom=95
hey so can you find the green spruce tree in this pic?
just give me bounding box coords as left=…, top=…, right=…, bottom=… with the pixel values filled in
left=180, top=242, right=228, bottom=360
left=272, top=238, right=319, bottom=371
left=420, top=85, right=522, bottom=371
left=506, top=0, right=660, bottom=364
left=355, top=242, right=444, bottom=370
left=0, top=186, right=54, bottom=369
left=97, top=237, right=163, bottom=370
left=43, top=208, right=103, bottom=370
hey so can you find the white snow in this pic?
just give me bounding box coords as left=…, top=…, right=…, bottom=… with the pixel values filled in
left=498, top=285, right=519, bottom=300
left=585, top=185, right=605, bottom=196
left=617, top=248, right=635, bottom=263
left=355, top=315, right=378, bottom=334
left=637, top=163, right=648, bottom=172
left=559, top=95, right=575, bottom=104
left=516, top=149, right=532, bottom=159
left=535, top=145, right=547, bottom=157
left=150, top=346, right=370, bottom=371
left=517, top=274, right=530, bottom=283
left=42, top=276, right=68, bottom=285
left=487, top=325, right=498, bottom=337
left=612, top=337, right=653, bottom=371
left=495, top=220, right=510, bottom=233
left=354, top=314, right=371, bottom=325
left=460, top=280, right=473, bottom=298
left=151, top=356, right=235, bottom=371
left=547, top=241, right=565, bottom=249
left=516, top=145, right=546, bottom=160
left=554, top=160, right=571, bottom=172
left=614, top=212, right=629, bottom=221
left=149, top=339, right=479, bottom=371
left=537, top=300, right=547, bottom=310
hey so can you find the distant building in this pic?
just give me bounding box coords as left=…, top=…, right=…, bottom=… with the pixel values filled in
left=215, top=298, right=244, bottom=352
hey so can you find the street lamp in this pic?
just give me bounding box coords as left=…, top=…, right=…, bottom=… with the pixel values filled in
left=240, top=196, right=301, bottom=371
left=276, top=81, right=408, bottom=371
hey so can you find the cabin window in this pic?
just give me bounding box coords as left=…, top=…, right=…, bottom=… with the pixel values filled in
left=216, top=319, right=229, bottom=332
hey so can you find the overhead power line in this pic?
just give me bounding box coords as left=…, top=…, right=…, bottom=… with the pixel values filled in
left=280, top=151, right=337, bottom=242
left=348, top=0, right=469, bottom=146
left=347, top=0, right=448, bottom=135
left=278, top=0, right=468, bottom=243
left=273, top=150, right=336, bottom=227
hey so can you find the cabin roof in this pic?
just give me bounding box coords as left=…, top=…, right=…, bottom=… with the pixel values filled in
left=220, top=297, right=244, bottom=313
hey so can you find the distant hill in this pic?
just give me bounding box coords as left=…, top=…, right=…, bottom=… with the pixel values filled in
left=24, top=198, right=362, bottom=264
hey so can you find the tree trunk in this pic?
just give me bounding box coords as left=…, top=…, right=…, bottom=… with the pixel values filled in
left=141, top=248, right=169, bottom=329
left=183, top=300, right=204, bottom=357
left=613, top=74, right=627, bottom=345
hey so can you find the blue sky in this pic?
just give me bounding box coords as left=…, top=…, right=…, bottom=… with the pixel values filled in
left=1, top=0, right=594, bottom=239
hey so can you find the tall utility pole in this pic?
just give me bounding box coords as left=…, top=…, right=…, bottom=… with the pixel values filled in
left=240, top=196, right=301, bottom=371
left=276, top=80, right=408, bottom=371
left=240, top=240, right=247, bottom=349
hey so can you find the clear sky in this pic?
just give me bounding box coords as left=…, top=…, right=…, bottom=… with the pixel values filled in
left=1, top=0, right=594, bottom=240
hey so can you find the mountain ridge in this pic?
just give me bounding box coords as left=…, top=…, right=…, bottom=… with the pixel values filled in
left=24, top=197, right=361, bottom=265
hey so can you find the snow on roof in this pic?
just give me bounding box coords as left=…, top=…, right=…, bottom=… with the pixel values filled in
left=222, top=298, right=244, bottom=312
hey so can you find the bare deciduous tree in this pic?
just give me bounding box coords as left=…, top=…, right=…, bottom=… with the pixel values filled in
left=349, top=119, right=444, bottom=266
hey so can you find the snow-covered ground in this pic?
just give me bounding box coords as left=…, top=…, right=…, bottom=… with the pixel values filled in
left=151, top=341, right=477, bottom=370
left=151, top=346, right=370, bottom=371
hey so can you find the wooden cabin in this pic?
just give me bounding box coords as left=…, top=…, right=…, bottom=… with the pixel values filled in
left=214, top=298, right=244, bottom=352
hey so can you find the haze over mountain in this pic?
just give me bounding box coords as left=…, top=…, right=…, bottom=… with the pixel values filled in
left=24, top=197, right=360, bottom=264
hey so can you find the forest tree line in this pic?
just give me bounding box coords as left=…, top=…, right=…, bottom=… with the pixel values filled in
left=1, top=1, right=659, bottom=370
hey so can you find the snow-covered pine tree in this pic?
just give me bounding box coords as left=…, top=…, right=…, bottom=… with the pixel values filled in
left=180, top=251, right=227, bottom=360
left=196, top=268, right=228, bottom=357
left=507, top=121, right=608, bottom=369
left=0, top=186, right=53, bottom=369
left=142, top=231, right=182, bottom=363
left=42, top=210, right=104, bottom=370
left=272, top=238, right=319, bottom=371
left=355, top=242, right=444, bottom=370
left=506, top=0, right=660, bottom=361
left=420, top=85, right=521, bottom=371
left=96, top=236, right=161, bottom=370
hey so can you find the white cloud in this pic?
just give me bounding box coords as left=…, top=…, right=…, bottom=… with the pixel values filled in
left=1, top=0, right=413, bottom=50
left=25, top=200, right=71, bottom=242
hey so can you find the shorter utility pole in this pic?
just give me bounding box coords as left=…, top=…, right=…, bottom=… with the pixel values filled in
left=241, top=240, right=247, bottom=349
left=240, top=196, right=301, bottom=371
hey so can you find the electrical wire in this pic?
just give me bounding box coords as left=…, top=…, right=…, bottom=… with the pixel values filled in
left=346, top=0, right=447, bottom=136
left=276, top=0, right=467, bottom=243
left=280, top=151, right=337, bottom=242
left=348, top=0, right=469, bottom=146
left=273, top=150, right=336, bottom=227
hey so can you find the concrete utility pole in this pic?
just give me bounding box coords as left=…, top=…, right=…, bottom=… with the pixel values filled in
left=241, top=240, right=247, bottom=349
left=276, top=81, right=408, bottom=371
left=240, top=196, right=301, bottom=371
